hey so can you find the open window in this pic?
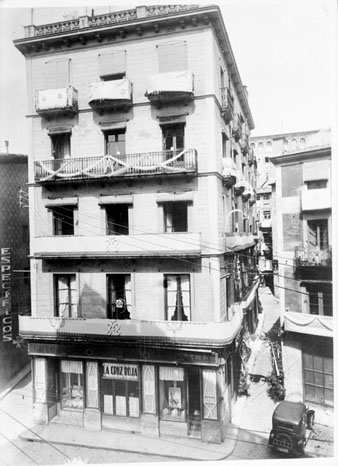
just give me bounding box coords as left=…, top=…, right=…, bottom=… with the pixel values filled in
left=50, top=133, right=71, bottom=160
left=54, top=274, right=77, bottom=318
left=162, top=123, right=184, bottom=153
left=107, top=274, right=132, bottom=319
left=164, top=274, right=190, bottom=321
left=52, top=206, right=75, bottom=235
left=163, top=202, right=188, bottom=233
left=106, top=204, right=129, bottom=235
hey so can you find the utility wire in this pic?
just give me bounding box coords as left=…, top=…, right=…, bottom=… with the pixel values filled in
left=0, top=430, right=39, bottom=465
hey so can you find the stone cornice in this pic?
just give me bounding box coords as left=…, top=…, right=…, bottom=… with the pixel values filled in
left=14, top=4, right=254, bottom=130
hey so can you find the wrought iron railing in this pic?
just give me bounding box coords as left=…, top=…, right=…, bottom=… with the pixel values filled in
left=34, top=148, right=197, bottom=182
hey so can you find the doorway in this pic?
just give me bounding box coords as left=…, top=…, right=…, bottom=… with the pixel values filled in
left=187, top=367, right=201, bottom=438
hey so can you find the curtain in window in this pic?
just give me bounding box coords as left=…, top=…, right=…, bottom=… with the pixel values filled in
left=61, top=360, right=83, bottom=374
left=159, top=366, right=184, bottom=381
left=124, top=275, right=132, bottom=314
left=57, top=276, right=70, bottom=317
left=166, top=276, right=177, bottom=320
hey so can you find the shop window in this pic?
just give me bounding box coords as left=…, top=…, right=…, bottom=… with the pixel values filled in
left=106, top=204, right=129, bottom=235
left=307, top=219, right=328, bottom=250
left=164, top=274, right=190, bottom=321
left=60, top=360, right=84, bottom=410
left=107, top=274, right=132, bottom=319
left=101, top=363, right=139, bottom=417
left=54, top=274, right=77, bottom=318
left=163, top=202, right=188, bottom=233
left=52, top=206, right=74, bottom=235
left=105, top=129, right=126, bottom=157
left=50, top=133, right=71, bottom=159
left=158, top=41, right=187, bottom=73
left=159, top=366, right=186, bottom=422
left=99, top=51, right=126, bottom=80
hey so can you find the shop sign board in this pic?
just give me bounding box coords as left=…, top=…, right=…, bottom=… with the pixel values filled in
left=102, top=363, right=138, bottom=380
left=1, top=248, right=12, bottom=342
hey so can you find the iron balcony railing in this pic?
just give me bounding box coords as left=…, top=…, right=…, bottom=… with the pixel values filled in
left=34, top=148, right=197, bottom=182
left=294, top=245, right=332, bottom=267
left=220, top=87, right=234, bottom=123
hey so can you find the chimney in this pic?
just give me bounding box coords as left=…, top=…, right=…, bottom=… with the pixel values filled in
left=5, top=140, right=9, bottom=154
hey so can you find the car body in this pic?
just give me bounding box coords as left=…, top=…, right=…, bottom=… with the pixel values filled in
left=268, top=400, right=314, bottom=456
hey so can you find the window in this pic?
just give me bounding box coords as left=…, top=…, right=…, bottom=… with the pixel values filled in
left=264, top=156, right=270, bottom=163
left=60, top=360, right=84, bottom=410
left=300, top=138, right=306, bottom=149
left=158, top=41, right=187, bottom=73
left=164, top=274, right=190, bottom=321
left=106, top=204, right=129, bottom=235
left=105, top=129, right=126, bottom=157
left=50, top=133, right=70, bottom=159
left=303, top=341, right=333, bottom=407
left=162, top=123, right=184, bottom=153
left=262, top=193, right=270, bottom=200
left=263, top=211, right=271, bottom=220
left=221, top=132, right=228, bottom=158
left=163, top=202, right=188, bottom=233
left=306, top=283, right=332, bottom=316
left=107, top=274, right=131, bottom=319
left=258, top=142, right=264, bottom=151
left=44, top=59, right=71, bottom=89
left=99, top=51, right=126, bottom=80
left=291, top=138, right=297, bottom=150
left=266, top=141, right=272, bottom=151
left=101, top=363, right=139, bottom=417
left=307, top=219, right=328, bottom=250
left=23, top=225, right=29, bottom=243
left=52, top=206, right=74, bottom=235
left=55, top=274, right=77, bottom=318
left=159, top=366, right=186, bottom=422
left=306, top=180, right=327, bottom=190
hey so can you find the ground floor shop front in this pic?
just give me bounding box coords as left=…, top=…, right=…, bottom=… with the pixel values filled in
left=28, top=340, right=241, bottom=444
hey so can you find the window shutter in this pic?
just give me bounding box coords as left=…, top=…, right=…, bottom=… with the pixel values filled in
left=99, top=51, right=126, bottom=77
left=44, top=59, right=71, bottom=88
left=158, top=42, right=187, bottom=72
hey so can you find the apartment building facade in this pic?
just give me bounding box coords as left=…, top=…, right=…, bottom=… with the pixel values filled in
left=15, top=5, right=259, bottom=443
left=0, top=152, right=30, bottom=389
left=269, top=129, right=333, bottom=419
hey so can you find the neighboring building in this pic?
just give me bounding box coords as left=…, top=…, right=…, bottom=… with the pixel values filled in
left=15, top=4, right=259, bottom=443
left=0, top=152, right=30, bottom=389
left=252, top=128, right=331, bottom=293
left=269, top=129, right=333, bottom=421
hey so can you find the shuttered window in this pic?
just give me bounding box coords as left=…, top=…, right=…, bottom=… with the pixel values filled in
left=44, top=59, right=71, bottom=88
left=158, top=41, right=187, bottom=72
left=99, top=51, right=126, bottom=78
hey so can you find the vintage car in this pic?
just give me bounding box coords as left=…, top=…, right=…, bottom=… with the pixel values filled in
left=268, top=400, right=315, bottom=456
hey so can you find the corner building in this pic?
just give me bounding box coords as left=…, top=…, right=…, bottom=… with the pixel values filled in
left=15, top=5, right=259, bottom=443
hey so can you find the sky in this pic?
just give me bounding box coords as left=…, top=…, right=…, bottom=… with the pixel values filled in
left=0, top=0, right=336, bottom=154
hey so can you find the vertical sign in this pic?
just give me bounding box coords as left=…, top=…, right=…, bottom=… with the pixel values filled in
left=1, top=248, right=12, bottom=342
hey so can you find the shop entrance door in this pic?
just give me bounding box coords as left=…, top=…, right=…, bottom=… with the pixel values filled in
left=187, top=367, right=201, bottom=438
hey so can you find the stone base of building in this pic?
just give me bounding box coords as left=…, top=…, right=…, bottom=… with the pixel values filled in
left=201, top=419, right=222, bottom=444
left=84, top=408, right=101, bottom=431
left=140, top=413, right=159, bottom=437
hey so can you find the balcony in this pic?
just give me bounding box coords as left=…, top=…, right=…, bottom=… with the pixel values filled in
left=221, top=157, right=237, bottom=188
left=232, top=114, right=242, bottom=142
left=34, top=148, right=197, bottom=183
left=220, top=87, right=234, bottom=123
left=35, top=85, right=78, bottom=117
left=284, top=311, right=333, bottom=338
left=294, top=245, right=332, bottom=268
left=19, top=307, right=243, bottom=349
left=301, top=188, right=331, bottom=211
left=88, top=78, right=132, bottom=112
left=240, top=134, right=249, bottom=155
left=145, top=70, right=194, bottom=105
left=32, top=232, right=202, bottom=258
left=248, top=148, right=254, bottom=166
left=225, top=233, right=256, bottom=252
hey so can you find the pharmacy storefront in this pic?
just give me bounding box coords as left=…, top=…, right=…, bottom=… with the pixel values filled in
left=29, top=343, right=231, bottom=444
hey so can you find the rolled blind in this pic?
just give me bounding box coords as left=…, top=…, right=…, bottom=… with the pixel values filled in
left=158, top=42, right=187, bottom=72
